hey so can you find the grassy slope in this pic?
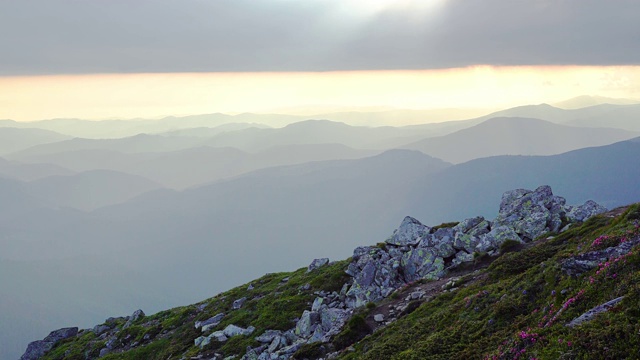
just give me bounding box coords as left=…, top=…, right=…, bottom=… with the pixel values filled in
left=341, top=205, right=640, bottom=360
left=39, top=205, right=640, bottom=360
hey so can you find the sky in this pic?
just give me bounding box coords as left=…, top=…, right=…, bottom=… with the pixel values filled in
left=1, top=0, right=639, bottom=122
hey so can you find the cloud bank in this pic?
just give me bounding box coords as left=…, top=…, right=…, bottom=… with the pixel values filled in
left=0, top=0, right=638, bottom=75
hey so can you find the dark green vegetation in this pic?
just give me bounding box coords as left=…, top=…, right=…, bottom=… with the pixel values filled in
left=37, top=205, right=640, bottom=360
left=340, top=206, right=640, bottom=359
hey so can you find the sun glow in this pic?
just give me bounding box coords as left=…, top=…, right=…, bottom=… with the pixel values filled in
left=344, top=0, right=447, bottom=14
left=1, top=66, right=639, bottom=124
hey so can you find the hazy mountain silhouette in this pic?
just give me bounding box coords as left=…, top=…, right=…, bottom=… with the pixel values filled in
left=473, top=103, right=640, bottom=131
left=0, top=113, right=300, bottom=138
left=0, top=157, right=74, bottom=181
left=9, top=144, right=377, bottom=189
left=26, top=170, right=163, bottom=211
left=3, top=140, right=640, bottom=359
left=158, top=122, right=271, bottom=137
left=553, top=95, right=639, bottom=109
left=0, top=127, right=71, bottom=155
left=403, top=117, right=638, bottom=163
left=8, top=134, right=207, bottom=159
left=201, top=120, right=443, bottom=151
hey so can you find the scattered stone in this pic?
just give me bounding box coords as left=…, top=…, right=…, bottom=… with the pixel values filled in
left=233, top=297, right=247, bottom=310
left=247, top=283, right=255, bottom=291
left=123, top=309, right=145, bottom=329
left=561, top=237, right=640, bottom=276
left=567, top=297, right=625, bottom=327
left=374, top=314, right=385, bottom=322
left=307, top=258, right=330, bottom=272
left=196, top=313, right=225, bottom=330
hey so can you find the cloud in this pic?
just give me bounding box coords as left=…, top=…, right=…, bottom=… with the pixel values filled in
left=0, top=0, right=638, bottom=75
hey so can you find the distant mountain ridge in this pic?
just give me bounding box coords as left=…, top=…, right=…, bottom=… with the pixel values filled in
left=403, top=116, right=639, bottom=163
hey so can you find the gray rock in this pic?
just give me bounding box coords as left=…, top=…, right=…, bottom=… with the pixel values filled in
left=453, top=216, right=485, bottom=234
left=92, top=324, right=111, bottom=336
left=224, top=324, right=254, bottom=337
left=194, top=336, right=207, bottom=347
left=450, top=251, right=475, bottom=268
left=233, top=297, right=248, bottom=310
left=242, top=349, right=260, bottom=360
left=295, top=310, right=320, bottom=338
left=475, top=226, right=522, bottom=253
left=386, top=216, right=430, bottom=246
left=567, top=297, right=625, bottom=327
left=312, top=297, right=325, bottom=312
left=20, top=327, right=78, bottom=360
left=401, top=248, right=444, bottom=282
left=210, top=330, right=229, bottom=342
left=99, top=348, right=111, bottom=357
left=123, top=309, right=145, bottom=329
left=561, top=237, right=639, bottom=276
left=196, top=313, right=225, bottom=330
left=268, top=336, right=282, bottom=352
left=494, top=186, right=560, bottom=240
left=307, top=258, right=330, bottom=272
left=566, top=200, right=608, bottom=222
left=374, top=314, right=384, bottom=322
left=256, top=330, right=283, bottom=343
left=422, top=228, right=457, bottom=258
left=319, top=307, right=349, bottom=335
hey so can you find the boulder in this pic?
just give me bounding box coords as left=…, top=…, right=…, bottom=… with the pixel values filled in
left=494, top=186, right=563, bottom=240
left=196, top=313, right=225, bottom=330
left=475, top=226, right=522, bottom=253
left=386, top=216, right=430, bottom=246
left=401, top=248, right=444, bottom=282
left=256, top=330, right=283, bottom=343
left=295, top=310, right=320, bottom=338
left=450, top=251, right=475, bottom=268
left=92, top=324, right=111, bottom=336
left=307, top=258, right=330, bottom=272
left=233, top=297, right=247, bottom=310
left=567, top=297, right=625, bottom=327
left=374, top=314, right=384, bottom=322
left=421, top=228, right=457, bottom=258
left=311, top=297, right=325, bottom=312
left=566, top=200, right=607, bottom=222
left=223, top=324, right=254, bottom=337
left=123, top=309, right=145, bottom=329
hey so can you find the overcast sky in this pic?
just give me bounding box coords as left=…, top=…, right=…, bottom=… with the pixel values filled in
left=1, top=0, right=639, bottom=75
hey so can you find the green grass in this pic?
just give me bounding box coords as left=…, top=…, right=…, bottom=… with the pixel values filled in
left=339, top=213, right=640, bottom=359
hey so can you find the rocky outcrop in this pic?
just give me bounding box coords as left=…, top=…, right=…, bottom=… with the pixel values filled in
left=20, top=327, right=78, bottom=360
left=343, top=185, right=606, bottom=308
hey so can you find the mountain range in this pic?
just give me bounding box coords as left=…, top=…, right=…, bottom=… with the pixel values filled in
left=4, top=100, right=640, bottom=359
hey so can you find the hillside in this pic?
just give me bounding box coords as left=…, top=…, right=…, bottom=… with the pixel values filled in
left=22, top=186, right=640, bottom=359
left=402, top=117, right=638, bottom=163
